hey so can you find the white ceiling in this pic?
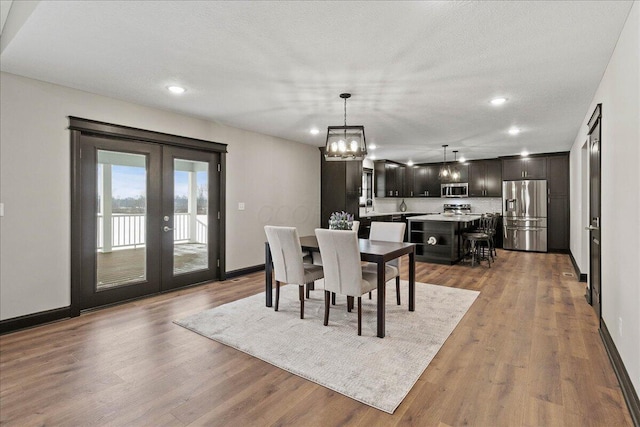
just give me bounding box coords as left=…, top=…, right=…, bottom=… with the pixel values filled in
left=0, top=1, right=633, bottom=163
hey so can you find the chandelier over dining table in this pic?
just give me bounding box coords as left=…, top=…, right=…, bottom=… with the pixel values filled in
left=324, top=93, right=367, bottom=161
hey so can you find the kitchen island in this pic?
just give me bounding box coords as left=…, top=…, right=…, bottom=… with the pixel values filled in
left=408, top=214, right=481, bottom=264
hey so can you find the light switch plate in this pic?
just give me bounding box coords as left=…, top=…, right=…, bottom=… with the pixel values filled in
left=238, top=202, right=245, bottom=211
left=0, top=203, right=4, bottom=217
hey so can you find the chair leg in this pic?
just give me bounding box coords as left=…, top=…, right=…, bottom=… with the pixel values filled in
left=470, top=241, right=476, bottom=267
left=324, top=290, right=330, bottom=326
left=331, top=292, right=336, bottom=305
left=299, top=285, right=304, bottom=319
left=275, top=281, right=280, bottom=311
left=347, top=296, right=354, bottom=312
left=369, top=291, right=372, bottom=300
left=305, top=282, right=311, bottom=299
left=357, top=297, right=362, bottom=336
left=395, top=276, right=401, bottom=305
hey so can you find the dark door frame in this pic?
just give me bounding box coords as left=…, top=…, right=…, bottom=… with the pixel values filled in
left=586, top=104, right=602, bottom=323
left=69, top=117, right=227, bottom=316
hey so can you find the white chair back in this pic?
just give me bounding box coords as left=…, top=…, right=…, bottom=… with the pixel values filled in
left=369, top=221, right=405, bottom=242
left=351, top=220, right=360, bottom=234
left=315, top=229, right=363, bottom=297
left=369, top=221, right=406, bottom=268
left=264, top=226, right=305, bottom=284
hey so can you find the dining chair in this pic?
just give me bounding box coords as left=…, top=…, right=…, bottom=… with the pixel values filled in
left=366, top=221, right=406, bottom=305
left=312, top=220, right=360, bottom=266
left=315, top=228, right=395, bottom=335
left=264, top=226, right=324, bottom=319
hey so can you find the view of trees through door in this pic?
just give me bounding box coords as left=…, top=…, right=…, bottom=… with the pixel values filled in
left=70, top=117, right=226, bottom=313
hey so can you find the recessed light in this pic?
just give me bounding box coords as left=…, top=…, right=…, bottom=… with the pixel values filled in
left=521, top=151, right=529, bottom=157
left=369, top=144, right=377, bottom=150
left=407, top=161, right=414, bottom=166
left=310, top=128, right=320, bottom=135
left=369, top=154, right=376, bottom=160
left=508, top=127, right=520, bottom=135
left=167, top=85, right=186, bottom=94
left=490, top=97, right=507, bottom=105
left=459, top=157, right=466, bottom=163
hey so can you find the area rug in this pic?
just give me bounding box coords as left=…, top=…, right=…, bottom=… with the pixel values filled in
left=174, top=280, right=479, bottom=414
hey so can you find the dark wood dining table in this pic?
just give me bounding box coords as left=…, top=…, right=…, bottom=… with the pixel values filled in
left=264, top=236, right=416, bottom=338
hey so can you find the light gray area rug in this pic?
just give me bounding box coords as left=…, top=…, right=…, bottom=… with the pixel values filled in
left=174, top=280, right=479, bottom=414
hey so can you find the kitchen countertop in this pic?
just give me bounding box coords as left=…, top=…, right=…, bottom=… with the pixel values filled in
left=359, top=211, right=437, bottom=218
left=408, top=213, right=482, bottom=222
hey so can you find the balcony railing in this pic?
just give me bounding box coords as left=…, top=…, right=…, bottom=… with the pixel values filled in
left=97, top=213, right=207, bottom=250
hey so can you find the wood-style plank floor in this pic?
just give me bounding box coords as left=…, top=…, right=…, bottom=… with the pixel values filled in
left=0, top=250, right=633, bottom=426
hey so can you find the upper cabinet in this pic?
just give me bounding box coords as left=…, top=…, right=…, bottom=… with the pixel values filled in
left=547, top=154, right=569, bottom=196
left=468, top=159, right=502, bottom=197
left=423, top=165, right=441, bottom=197
left=441, top=163, right=469, bottom=184
left=374, top=160, right=405, bottom=197
left=405, top=165, right=439, bottom=197
left=502, top=157, right=547, bottom=180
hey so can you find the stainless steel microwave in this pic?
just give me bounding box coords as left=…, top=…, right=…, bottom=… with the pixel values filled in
left=441, top=183, right=468, bottom=198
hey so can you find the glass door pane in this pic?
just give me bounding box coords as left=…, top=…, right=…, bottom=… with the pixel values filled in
left=96, top=150, right=148, bottom=290
left=173, top=159, right=209, bottom=275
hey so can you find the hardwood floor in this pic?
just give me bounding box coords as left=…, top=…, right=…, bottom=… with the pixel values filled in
left=0, top=250, right=633, bottom=426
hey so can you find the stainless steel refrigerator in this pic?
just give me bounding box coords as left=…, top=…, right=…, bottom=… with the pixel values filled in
left=503, top=180, right=547, bottom=252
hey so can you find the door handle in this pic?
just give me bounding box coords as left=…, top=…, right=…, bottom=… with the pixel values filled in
left=163, top=226, right=174, bottom=232
left=585, top=225, right=599, bottom=231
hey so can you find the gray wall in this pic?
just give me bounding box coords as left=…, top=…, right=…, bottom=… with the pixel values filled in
left=0, top=72, right=320, bottom=320
left=569, top=2, right=639, bottom=395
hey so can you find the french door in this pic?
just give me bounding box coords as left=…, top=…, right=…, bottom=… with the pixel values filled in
left=71, top=119, right=225, bottom=311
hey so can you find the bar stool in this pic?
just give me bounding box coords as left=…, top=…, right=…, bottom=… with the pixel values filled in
left=462, top=215, right=493, bottom=267
left=477, top=213, right=498, bottom=259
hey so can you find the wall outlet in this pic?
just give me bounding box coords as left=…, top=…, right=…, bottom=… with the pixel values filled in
left=238, top=202, right=245, bottom=211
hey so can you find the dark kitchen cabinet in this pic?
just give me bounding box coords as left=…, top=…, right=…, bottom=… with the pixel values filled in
left=468, top=160, right=502, bottom=197
left=423, top=165, right=441, bottom=197
left=405, top=166, right=429, bottom=197
left=441, top=162, right=469, bottom=184
left=375, top=160, right=405, bottom=197
left=320, top=149, right=362, bottom=228
left=547, top=154, right=569, bottom=196
left=548, top=196, right=569, bottom=251
left=502, top=157, right=547, bottom=180
left=547, top=153, right=570, bottom=251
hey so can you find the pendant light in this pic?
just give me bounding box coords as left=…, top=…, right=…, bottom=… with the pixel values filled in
left=439, top=144, right=452, bottom=180
left=324, top=93, right=367, bottom=161
left=451, top=150, right=461, bottom=181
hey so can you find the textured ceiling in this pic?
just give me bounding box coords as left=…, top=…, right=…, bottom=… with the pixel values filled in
left=0, top=1, right=633, bottom=163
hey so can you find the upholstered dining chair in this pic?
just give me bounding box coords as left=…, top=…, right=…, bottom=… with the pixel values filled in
left=366, top=221, right=406, bottom=305
left=312, top=220, right=360, bottom=266
left=264, top=226, right=324, bottom=319
left=315, top=228, right=395, bottom=335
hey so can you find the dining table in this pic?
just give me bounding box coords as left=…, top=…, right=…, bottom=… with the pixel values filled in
left=264, top=235, right=416, bottom=338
